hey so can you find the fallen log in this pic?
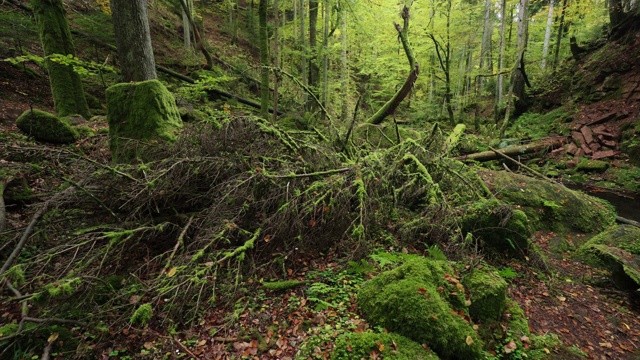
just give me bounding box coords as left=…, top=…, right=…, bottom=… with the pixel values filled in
left=455, top=137, right=567, bottom=162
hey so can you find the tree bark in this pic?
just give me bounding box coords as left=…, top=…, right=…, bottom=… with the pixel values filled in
left=479, top=0, right=493, bottom=90
left=31, top=0, right=89, bottom=118
left=552, top=0, right=567, bottom=72
left=110, top=0, right=157, bottom=82
left=339, top=3, right=348, bottom=121
left=321, top=0, right=330, bottom=116
left=273, top=0, right=279, bottom=121
left=259, top=0, right=270, bottom=119
left=495, top=0, right=507, bottom=122
left=183, top=0, right=193, bottom=49
left=541, top=0, right=554, bottom=69
left=308, top=0, right=319, bottom=109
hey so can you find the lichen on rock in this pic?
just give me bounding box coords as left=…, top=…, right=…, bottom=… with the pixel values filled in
left=16, top=108, right=78, bottom=144
left=106, top=79, right=183, bottom=162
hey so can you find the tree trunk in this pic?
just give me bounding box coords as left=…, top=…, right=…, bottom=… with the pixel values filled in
left=541, top=0, right=553, bottom=69
left=321, top=0, right=330, bottom=116
left=478, top=0, right=493, bottom=90
left=110, top=0, right=157, bottom=82
left=183, top=0, right=193, bottom=49
left=259, top=0, right=270, bottom=119
left=500, top=0, right=530, bottom=137
left=455, top=137, right=567, bottom=162
left=308, top=0, right=319, bottom=109
left=31, top=0, right=89, bottom=118
left=552, top=0, right=567, bottom=72
left=339, top=3, right=348, bottom=121
left=273, top=0, right=279, bottom=121
left=495, top=0, right=507, bottom=112
left=299, top=0, right=308, bottom=105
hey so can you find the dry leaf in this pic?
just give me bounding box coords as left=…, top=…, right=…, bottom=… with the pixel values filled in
left=167, top=267, right=177, bottom=277
left=466, top=336, right=474, bottom=346
left=47, top=333, right=59, bottom=343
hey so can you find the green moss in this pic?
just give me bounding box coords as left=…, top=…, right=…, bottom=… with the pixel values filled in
left=460, top=199, right=532, bottom=255
left=576, top=158, right=608, bottom=173
left=106, top=79, right=183, bottom=162
left=130, top=303, right=153, bottom=326
left=74, top=125, right=96, bottom=138
left=462, top=265, right=508, bottom=321
left=576, top=225, right=640, bottom=289
left=358, top=258, right=484, bottom=359
left=85, top=92, right=102, bottom=110
left=31, top=0, right=89, bottom=118
left=481, top=170, right=616, bottom=234
left=504, top=299, right=530, bottom=337
left=263, top=280, right=305, bottom=290
left=16, top=109, right=78, bottom=144
left=332, top=332, right=440, bottom=360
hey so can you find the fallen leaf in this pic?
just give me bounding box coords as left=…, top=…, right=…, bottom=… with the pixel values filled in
left=504, top=341, right=517, bottom=354
left=599, top=342, right=613, bottom=348
left=418, top=287, right=427, bottom=294
left=167, top=267, right=177, bottom=277
left=47, top=333, right=59, bottom=343
left=466, top=336, right=474, bottom=346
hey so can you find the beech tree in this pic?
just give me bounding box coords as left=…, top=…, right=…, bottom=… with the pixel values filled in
left=31, top=0, right=89, bottom=118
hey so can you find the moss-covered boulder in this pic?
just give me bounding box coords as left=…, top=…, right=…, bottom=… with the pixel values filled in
left=479, top=170, right=616, bottom=234
left=462, top=265, right=508, bottom=322
left=16, top=109, right=78, bottom=144
left=106, top=79, right=183, bottom=162
left=461, top=199, right=532, bottom=255
left=576, top=158, right=608, bottom=173
left=577, top=225, right=640, bottom=290
left=358, top=258, right=484, bottom=359
left=332, top=332, right=439, bottom=360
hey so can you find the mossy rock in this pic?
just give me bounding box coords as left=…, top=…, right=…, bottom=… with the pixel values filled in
left=16, top=109, right=78, bottom=144
left=460, top=199, right=532, bottom=255
left=479, top=170, right=616, bottom=234
left=74, top=125, right=96, bottom=138
left=620, top=121, right=640, bottom=166
left=504, top=298, right=530, bottom=337
left=358, top=258, right=484, bottom=359
left=85, top=92, right=102, bottom=110
left=576, top=158, right=608, bottom=173
left=462, top=265, right=508, bottom=322
left=332, top=332, right=440, bottom=360
left=576, top=225, right=640, bottom=290
left=106, top=79, right=183, bottom=162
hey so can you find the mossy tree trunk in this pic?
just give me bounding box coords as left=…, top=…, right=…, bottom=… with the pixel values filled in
left=109, top=0, right=157, bottom=82
left=31, top=0, right=89, bottom=119
left=258, top=0, right=270, bottom=119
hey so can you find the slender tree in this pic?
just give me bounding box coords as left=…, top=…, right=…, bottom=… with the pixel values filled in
left=273, top=0, right=280, bottom=121
left=183, top=0, right=193, bottom=49
left=552, top=0, right=567, bottom=72
left=496, top=0, right=507, bottom=106
left=259, top=0, right=270, bottom=118
left=31, top=0, right=89, bottom=118
left=541, top=0, right=554, bottom=69
left=321, top=0, right=331, bottom=114
left=308, top=0, right=320, bottom=109
left=478, top=0, right=493, bottom=90
left=339, top=0, right=349, bottom=121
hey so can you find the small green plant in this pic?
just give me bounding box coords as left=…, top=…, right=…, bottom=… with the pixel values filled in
left=130, top=303, right=153, bottom=326
left=497, top=267, right=519, bottom=281
left=426, top=244, right=447, bottom=260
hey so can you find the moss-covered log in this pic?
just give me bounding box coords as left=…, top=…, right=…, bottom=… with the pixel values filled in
left=455, top=137, right=566, bottom=162
left=106, top=80, right=183, bottom=162
left=31, top=0, right=89, bottom=118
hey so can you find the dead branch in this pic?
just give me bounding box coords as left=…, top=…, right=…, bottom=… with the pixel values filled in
left=454, top=137, right=567, bottom=162
left=0, top=185, right=77, bottom=276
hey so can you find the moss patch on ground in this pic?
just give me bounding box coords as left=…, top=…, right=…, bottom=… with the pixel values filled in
left=479, top=170, right=616, bottom=235
left=16, top=109, right=78, bottom=144
left=332, top=332, right=439, bottom=360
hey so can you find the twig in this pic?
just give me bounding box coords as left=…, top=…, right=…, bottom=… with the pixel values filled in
left=145, top=328, right=200, bottom=359
left=162, top=216, right=195, bottom=274
left=22, top=317, right=88, bottom=327
left=63, top=177, right=121, bottom=221
left=263, top=167, right=351, bottom=179
left=0, top=185, right=77, bottom=277
left=487, top=146, right=558, bottom=184
left=41, top=341, right=53, bottom=360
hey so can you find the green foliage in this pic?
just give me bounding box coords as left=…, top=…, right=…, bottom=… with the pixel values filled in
left=130, top=303, right=153, bottom=326
left=497, top=267, right=519, bottom=281
left=508, top=107, right=573, bottom=139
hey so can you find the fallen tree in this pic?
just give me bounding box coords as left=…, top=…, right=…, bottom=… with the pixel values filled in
left=455, top=137, right=567, bottom=162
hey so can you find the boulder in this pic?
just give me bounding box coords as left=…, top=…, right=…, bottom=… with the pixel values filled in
left=577, top=225, right=640, bottom=290
left=357, top=258, right=484, bottom=359
left=462, top=265, right=508, bottom=322
left=479, top=170, right=616, bottom=235
left=16, top=109, right=78, bottom=144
